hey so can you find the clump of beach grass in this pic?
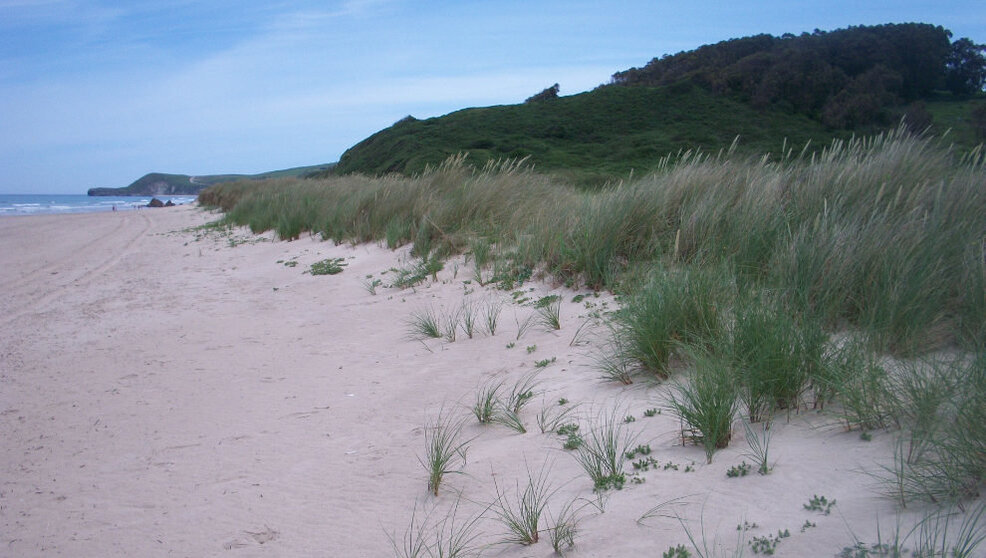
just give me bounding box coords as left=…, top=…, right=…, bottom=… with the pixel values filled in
left=483, top=298, right=503, bottom=336
left=492, top=462, right=556, bottom=546
left=572, top=408, right=637, bottom=491
left=406, top=307, right=443, bottom=340
left=741, top=419, right=773, bottom=475
left=881, top=353, right=986, bottom=506
left=515, top=312, right=536, bottom=340
left=389, top=498, right=484, bottom=558
left=615, top=266, right=729, bottom=379
left=534, top=295, right=562, bottom=331
left=592, top=333, right=636, bottom=385
left=459, top=300, right=478, bottom=339
left=728, top=294, right=825, bottom=423
left=505, top=372, right=540, bottom=415
left=666, top=349, right=738, bottom=464
left=472, top=380, right=504, bottom=424
left=548, top=498, right=582, bottom=555
left=536, top=400, right=580, bottom=434
left=419, top=411, right=472, bottom=497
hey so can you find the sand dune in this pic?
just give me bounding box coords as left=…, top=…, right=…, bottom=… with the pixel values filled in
left=0, top=206, right=942, bottom=556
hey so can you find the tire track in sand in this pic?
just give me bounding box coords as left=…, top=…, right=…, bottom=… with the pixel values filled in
left=0, top=212, right=153, bottom=326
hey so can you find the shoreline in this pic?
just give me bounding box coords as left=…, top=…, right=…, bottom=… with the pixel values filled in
left=0, top=205, right=957, bottom=556
left=0, top=194, right=197, bottom=217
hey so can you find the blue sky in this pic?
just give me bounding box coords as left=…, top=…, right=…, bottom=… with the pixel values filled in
left=1, top=1, right=983, bottom=194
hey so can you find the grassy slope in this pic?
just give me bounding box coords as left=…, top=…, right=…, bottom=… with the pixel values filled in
left=334, top=84, right=843, bottom=182
left=333, top=84, right=985, bottom=183
left=926, top=97, right=986, bottom=146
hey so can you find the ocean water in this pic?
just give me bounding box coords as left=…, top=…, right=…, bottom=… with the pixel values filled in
left=0, top=194, right=198, bottom=216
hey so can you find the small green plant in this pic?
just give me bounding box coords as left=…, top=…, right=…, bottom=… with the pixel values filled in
left=506, top=342, right=515, bottom=349
left=644, top=408, right=659, bottom=417
left=388, top=499, right=483, bottom=558
left=803, top=494, right=836, bottom=515
left=749, top=529, right=789, bottom=555
left=562, top=433, right=583, bottom=451
left=623, top=415, right=636, bottom=423
left=534, top=357, right=556, bottom=368
left=421, top=253, right=444, bottom=281
left=625, top=444, right=652, bottom=459
left=557, top=423, right=579, bottom=437
left=420, top=411, right=472, bottom=497
left=737, top=521, right=760, bottom=531
left=360, top=276, right=382, bottom=295
left=800, top=520, right=816, bottom=532
left=526, top=345, right=537, bottom=354
left=726, top=462, right=751, bottom=478
left=558, top=398, right=569, bottom=405
left=309, top=257, right=347, bottom=275
left=283, top=260, right=298, bottom=267
left=860, top=431, right=872, bottom=441
left=663, top=544, right=692, bottom=558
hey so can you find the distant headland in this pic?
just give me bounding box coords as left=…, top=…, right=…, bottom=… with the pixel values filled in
left=87, top=164, right=335, bottom=196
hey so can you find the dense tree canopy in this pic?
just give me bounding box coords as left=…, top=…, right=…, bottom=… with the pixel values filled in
left=610, top=23, right=982, bottom=129
left=946, top=38, right=986, bottom=97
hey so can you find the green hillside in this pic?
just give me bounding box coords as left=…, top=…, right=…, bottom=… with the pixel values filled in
left=330, top=23, right=984, bottom=182
left=332, top=84, right=846, bottom=182
left=87, top=163, right=335, bottom=196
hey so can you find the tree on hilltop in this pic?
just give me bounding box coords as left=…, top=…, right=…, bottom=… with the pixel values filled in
left=526, top=83, right=560, bottom=103
left=946, top=38, right=986, bottom=97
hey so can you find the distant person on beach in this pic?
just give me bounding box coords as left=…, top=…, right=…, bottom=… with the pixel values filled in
left=112, top=205, right=116, bottom=212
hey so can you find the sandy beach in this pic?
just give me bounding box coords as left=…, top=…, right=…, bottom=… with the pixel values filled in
left=0, top=205, right=943, bottom=556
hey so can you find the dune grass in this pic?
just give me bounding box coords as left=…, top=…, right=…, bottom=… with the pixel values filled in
left=203, top=129, right=986, bottom=513
left=202, top=129, right=985, bottom=357
left=420, top=411, right=472, bottom=497
left=390, top=498, right=484, bottom=558
left=883, top=353, right=986, bottom=506
left=613, top=266, right=729, bottom=379
left=572, top=408, right=637, bottom=491
left=728, top=294, right=825, bottom=423
left=492, top=463, right=556, bottom=546
left=406, top=307, right=443, bottom=340
left=472, top=380, right=504, bottom=425
left=666, top=349, right=739, bottom=464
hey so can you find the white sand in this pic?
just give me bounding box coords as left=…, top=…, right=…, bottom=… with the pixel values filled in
left=0, top=206, right=946, bottom=556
